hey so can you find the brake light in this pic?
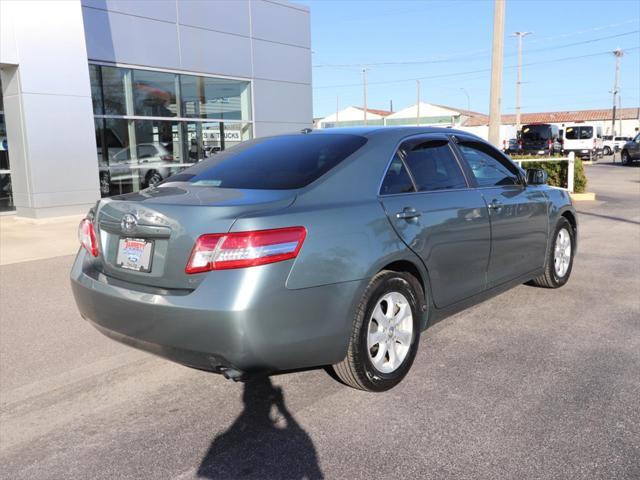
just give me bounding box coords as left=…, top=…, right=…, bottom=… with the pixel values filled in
left=78, top=218, right=99, bottom=257
left=186, top=227, right=307, bottom=273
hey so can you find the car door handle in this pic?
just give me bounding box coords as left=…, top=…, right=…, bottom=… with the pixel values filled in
left=489, top=199, right=503, bottom=211
left=396, top=207, right=421, bottom=220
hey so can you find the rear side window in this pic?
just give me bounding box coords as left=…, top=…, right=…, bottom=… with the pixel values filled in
left=566, top=126, right=593, bottom=140
left=170, top=134, right=367, bottom=190
left=404, top=140, right=467, bottom=191
left=380, top=154, right=414, bottom=195
left=458, top=141, right=520, bottom=187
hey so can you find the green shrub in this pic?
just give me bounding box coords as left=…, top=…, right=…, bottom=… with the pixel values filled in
left=511, top=157, right=587, bottom=193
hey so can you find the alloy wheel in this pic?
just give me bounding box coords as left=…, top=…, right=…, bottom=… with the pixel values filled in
left=554, top=228, right=572, bottom=278
left=367, top=291, right=413, bottom=374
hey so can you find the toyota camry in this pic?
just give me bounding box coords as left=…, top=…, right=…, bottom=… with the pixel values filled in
left=71, top=127, right=577, bottom=392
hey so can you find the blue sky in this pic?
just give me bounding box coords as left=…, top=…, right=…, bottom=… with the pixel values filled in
left=301, top=0, right=640, bottom=118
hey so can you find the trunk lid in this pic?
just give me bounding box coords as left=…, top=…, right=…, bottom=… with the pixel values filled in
left=94, top=183, right=296, bottom=290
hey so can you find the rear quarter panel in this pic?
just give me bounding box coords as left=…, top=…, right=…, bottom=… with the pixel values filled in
left=230, top=199, right=420, bottom=290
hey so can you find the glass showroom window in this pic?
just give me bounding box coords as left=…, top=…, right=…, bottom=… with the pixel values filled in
left=0, top=77, right=15, bottom=212
left=89, top=64, right=252, bottom=197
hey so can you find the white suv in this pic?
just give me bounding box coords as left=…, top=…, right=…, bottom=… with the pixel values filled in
left=602, top=136, right=631, bottom=156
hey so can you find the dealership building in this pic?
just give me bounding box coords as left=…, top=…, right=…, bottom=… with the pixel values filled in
left=0, top=0, right=312, bottom=217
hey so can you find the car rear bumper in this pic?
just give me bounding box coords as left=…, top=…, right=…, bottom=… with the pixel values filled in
left=71, top=250, right=361, bottom=374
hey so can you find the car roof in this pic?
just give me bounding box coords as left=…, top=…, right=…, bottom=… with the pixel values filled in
left=305, top=126, right=480, bottom=141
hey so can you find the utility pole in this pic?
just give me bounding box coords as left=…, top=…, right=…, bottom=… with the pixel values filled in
left=611, top=49, right=623, bottom=137
left=488, top=0, right=506, bottom=147
left=618, top=95, right=622, bottom=135
left=362, top=68, right=368, bottom=126
left=513, top=31, right=532, bottom=131
left=416, top=80, right=421, bottom=126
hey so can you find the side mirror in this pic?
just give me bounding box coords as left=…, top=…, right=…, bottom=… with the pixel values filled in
left=526, top=168, right=548, bottom=185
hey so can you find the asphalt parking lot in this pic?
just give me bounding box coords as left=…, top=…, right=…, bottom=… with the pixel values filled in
left=1, top=161, right=639, bottom=480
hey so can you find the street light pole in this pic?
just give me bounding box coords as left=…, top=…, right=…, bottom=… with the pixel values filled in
left=611, top=49, right=623, bottom=137
left=488, top=0, right=506, bottom=147
left=513, top=31, right=532, bottom=131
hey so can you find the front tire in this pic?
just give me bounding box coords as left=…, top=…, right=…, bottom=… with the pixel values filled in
left=621, top=150, right=632, bottom=165
left=603, top=146, right=612, bottom=156
left=530, top=217, right=575, bottom=288
left=330, top=271, right=421, bottom=392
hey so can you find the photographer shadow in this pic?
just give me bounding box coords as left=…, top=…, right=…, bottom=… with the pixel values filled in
left=197, top=376, right=323, bottom=479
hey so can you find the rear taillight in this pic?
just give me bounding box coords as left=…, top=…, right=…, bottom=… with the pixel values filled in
left=186, top=227, right=306, bottom=274
left=78, top=218, right=99, bottom=257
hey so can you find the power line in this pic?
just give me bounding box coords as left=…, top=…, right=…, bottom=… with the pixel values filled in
left=312, top=30, right=639, bottom=69
left=313, top=46, right=640, bottom=89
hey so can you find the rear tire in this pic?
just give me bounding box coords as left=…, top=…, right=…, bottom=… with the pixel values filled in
left=330, top=271, right=421, bottom=392
left=530, top=217, right=575, bottom=288
left=145, top=171, right=163, bottom=188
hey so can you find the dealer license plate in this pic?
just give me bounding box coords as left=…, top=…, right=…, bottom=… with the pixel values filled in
left=116, top=237, right=154, bottom=272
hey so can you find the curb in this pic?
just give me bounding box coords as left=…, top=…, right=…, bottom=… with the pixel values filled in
left=570, top=192, right=596, bottom=201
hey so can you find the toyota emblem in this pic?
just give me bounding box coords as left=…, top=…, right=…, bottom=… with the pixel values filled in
left=121, top=213, right=138, bottom=233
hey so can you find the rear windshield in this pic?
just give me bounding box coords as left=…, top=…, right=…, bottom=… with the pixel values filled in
left=522, top=125, right=552, bottom=141
left=565, top=126, right=593, bottom=140
left=164, top=134, right=368, bottom=190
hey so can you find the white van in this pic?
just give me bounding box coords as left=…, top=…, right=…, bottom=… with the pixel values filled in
left=563, top=123, right=603, bottom=160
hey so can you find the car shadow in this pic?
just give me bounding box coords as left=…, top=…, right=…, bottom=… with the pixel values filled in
left=196, top=376, right=324, bottom=479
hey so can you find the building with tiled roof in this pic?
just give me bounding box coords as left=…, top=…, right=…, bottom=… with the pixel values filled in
left=463, top=108, right=640, bottom=136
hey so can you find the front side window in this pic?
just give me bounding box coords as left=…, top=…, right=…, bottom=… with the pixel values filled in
left=167, top=134, right=367, bottom=190
left=380, top=154, right=414, bottom=195
left=458, top=142, right=519, bottom=187
left=403, top=139, right=466, bottom=191
left=565, top=126, right=593, bottom=140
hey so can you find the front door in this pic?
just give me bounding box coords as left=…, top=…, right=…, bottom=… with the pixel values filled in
left=379, top=135, right=491, bottom=308
left=454, top=139, right=549, bottom=287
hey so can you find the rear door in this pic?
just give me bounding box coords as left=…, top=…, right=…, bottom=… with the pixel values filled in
left=565, top=125, right=594, bottom=153
left=379, top=135, right=491, bottom=308
left=454, top=138, right=548, bottom=287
